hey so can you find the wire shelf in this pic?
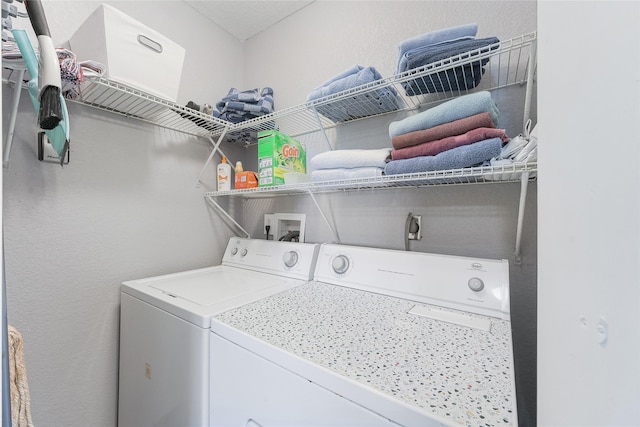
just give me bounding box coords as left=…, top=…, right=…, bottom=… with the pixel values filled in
left=235, top=31, right=537, bottom=144
left=70, top=77, right=231, bottom=138
left=204, top=162, right=537, bottom=199
left=60, top=32, right=535, bottom=145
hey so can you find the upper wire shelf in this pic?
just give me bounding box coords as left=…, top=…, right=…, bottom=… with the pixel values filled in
left=204, top=162, right=537, bottom=199
left=67, top=77, right=230, bottom=138
left=45, top=32, right=535, bottom=145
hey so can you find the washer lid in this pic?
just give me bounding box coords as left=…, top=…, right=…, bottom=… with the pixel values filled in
left=122, top=266, right=304, bottom=328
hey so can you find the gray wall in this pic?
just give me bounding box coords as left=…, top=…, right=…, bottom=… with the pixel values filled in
left=3, top=1, right=537, bottom=426
left=2, top=2, right=244, bottom=425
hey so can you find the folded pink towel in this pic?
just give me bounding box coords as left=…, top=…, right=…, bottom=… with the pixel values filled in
left=391, top=127, right=509, bottom=160
left=391, top=112, right=496, bottom=150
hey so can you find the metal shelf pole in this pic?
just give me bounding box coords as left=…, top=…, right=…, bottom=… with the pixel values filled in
left=307, top=190, right=340, bottom=243
left=514, top=171, right=530, bottom=264
left=3, top=69, right=25, bottom=168
left=205, top=196, right=250, bottom=239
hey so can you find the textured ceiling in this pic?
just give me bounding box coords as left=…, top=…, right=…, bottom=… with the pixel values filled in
left=184, top=1, right=315, bottom=41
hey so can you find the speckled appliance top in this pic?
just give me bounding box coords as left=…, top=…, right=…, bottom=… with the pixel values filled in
left=213, top=281, right=516, bottom=427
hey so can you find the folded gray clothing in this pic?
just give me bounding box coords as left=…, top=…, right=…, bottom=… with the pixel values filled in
left=384, top=137, right=503, bottom=175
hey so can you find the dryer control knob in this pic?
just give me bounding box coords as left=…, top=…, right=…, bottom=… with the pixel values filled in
left=230, top=247, right=238, bottom=255
left=332, top=255, right=350, bottom=275
left=240, top=248, right=248, bottom=257
left=468, top=277, right=484, bottom=292
left=283, top=251, right=299, bottom=268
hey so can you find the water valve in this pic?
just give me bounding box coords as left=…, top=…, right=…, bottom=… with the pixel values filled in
left=407, top=214, right=421, bottom=241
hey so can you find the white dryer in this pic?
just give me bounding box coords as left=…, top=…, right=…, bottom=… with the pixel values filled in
left=209, top=243, right=517, bottom=426
left=118, top=237, right=319, bottom=427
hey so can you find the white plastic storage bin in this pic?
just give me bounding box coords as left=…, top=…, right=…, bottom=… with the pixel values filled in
left=69, top=4, right=185, bottom=102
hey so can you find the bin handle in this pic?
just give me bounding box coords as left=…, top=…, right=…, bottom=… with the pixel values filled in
left=137, top=34, right=163, bottom=53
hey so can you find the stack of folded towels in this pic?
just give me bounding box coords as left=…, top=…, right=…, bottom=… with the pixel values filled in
left=384, top=90, right=508, bottom=175
left=310, top=148, right=392, bottom=182
left=396, top=23, right=500, bottom=96
left=306, top=65, right=402, bottom=123
left=213, top=87, right=274, bottom=123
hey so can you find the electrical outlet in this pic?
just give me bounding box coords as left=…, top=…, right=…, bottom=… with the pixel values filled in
left=407, top=215, right=421, bottom=241
left=264, top=214, right=275, bottom=237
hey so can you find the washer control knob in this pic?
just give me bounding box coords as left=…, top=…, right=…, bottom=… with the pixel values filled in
left=230, top=247, right=238, bottom=255
left=332, top=255, right=350, bottom=275
left=468, top=277, right=484, bottom=292
left=283, top=251, right=299, bottom=268
left=240, top=248, right=248, bottom=257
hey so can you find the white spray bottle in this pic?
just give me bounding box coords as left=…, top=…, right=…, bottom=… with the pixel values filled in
left=217, top=156, right=231, bottom=191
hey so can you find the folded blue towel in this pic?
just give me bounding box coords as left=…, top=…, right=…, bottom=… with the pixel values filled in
left=306, top=65, right=401, bottom=122
left=308, top=65, right=363, bottom=96
left=214, top=87, right=274, bottom=123
left=314, top=89, right=401, bottom=123
left=384, top=137, right=503, bottom=175
left=310, top=148, right=392, bottom=170
left=307, top=65, right=395, bottom=100
left=388, top=91, right=499, bottom=137
left=220, top=87, right=267, bottom=103
left=397, top=24, right=478, bottom=67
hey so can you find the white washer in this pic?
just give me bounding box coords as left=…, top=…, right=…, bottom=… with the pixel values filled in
left=118, top=237, right=319, bottom=427
left=210, top=243, right=517, bottom=427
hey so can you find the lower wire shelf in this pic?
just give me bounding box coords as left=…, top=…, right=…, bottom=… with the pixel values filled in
left=204, top=162, right=537, bottom=262
left=203, top=162, right=537, bottom=199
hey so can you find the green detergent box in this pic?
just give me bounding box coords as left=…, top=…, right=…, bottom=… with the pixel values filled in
left=258, top=130, right=306, bottom=187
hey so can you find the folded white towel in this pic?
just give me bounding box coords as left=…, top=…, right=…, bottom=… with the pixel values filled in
left=310, top=148, right=392, bottom=170
left=311, top=167, right=384, bottom=182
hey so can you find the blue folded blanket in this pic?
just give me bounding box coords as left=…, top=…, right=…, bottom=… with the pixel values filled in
left=397, top=24, right=478, bottom=73
left=403, top=37, right=499, bottom=72
left=401, top=37, right=500, bottom=95
left=384, top=137, right=503, bottom=175
left=388, top=91, right=499, bottom=138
